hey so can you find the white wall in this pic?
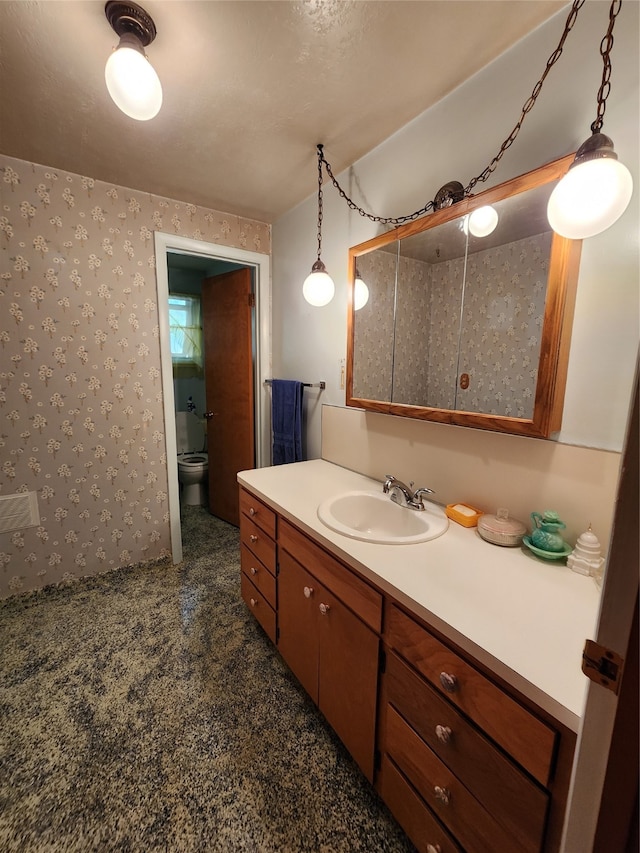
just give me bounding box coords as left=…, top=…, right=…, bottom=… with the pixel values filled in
left=272, top=1, right=639, bottom=459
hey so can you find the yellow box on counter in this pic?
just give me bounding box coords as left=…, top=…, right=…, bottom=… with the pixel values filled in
left=446, top=503, right=484, bottom=527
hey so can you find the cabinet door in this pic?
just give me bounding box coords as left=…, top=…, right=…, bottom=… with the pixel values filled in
left=278, top=551, right=319, bottom=703
left=318, top=587, right=379, bottom=782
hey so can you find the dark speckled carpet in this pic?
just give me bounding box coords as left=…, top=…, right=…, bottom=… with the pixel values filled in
left=1, top=506, right=415, bottom=853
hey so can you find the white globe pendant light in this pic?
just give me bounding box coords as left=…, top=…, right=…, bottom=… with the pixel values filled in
left=303, top=145, right=335, bottom=307
left=105, top=1, right=162, bottom=121
left=547, top=133, right=633, bottom=239
left=303, top=261, right=335, bottom=307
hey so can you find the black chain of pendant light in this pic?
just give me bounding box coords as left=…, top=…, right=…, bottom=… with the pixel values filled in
left=591, top=0, right=622, bottom=134
left=316, top=0, right=617, bottom=225
left=315, top=145, right=325, bottom=263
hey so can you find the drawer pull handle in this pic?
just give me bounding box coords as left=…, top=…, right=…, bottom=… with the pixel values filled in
left=250, top=566, right=257, bottom=576
left=250, top=534, right=258, bottom=543
left=319, top=603, right=330, bottom=615
left=249, top=507, right=256, bottom=516
left=435, top=724, right=452, bottom=744
left=303, top=586, right=314, bottom=599
left=434, top=786, right=450, bottom=806
left=426, top=845, right=442, bottom=853
left=249, top=597, right=258, bottom=607
left=439, top=672, right=458, bottom=693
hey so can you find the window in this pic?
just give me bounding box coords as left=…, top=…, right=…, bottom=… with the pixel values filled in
left=169, top=294, right=203, bottom=376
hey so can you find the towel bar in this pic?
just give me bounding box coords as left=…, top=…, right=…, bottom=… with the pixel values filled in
left=264, top=379, right=325, bottom=390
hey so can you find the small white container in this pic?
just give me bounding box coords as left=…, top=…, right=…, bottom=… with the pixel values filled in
left=568, top=524, right=605, bottom=581
left=477, top=508, right=526, bottom=547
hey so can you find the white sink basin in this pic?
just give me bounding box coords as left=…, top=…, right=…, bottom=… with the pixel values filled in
left=317, top=490, right=449, bottom=545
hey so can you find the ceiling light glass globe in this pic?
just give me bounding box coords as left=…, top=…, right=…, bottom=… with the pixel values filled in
left=303, top=269, right=335, bottom=307
left=468, top=205, right=499, bottom=237
left=354, top=277, right=369, bottom=310
left=105, top=45, right=163, bottom=121
left=547, top=157, right=633, bottom=239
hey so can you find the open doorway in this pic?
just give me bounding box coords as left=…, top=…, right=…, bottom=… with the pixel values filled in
left=154, top=232, right=271, bottom=564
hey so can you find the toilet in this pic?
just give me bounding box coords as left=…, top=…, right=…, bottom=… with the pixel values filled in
left=176, top=411, right=208, bottom=506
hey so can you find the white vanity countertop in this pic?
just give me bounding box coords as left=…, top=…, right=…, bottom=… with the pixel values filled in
left=238, top=459, right=602, bottom=731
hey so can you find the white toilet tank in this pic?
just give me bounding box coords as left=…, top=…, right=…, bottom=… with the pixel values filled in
left=175, top=411, right=205, bottom=454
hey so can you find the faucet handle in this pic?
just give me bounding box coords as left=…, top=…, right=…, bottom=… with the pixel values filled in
left=412, top=486, right=435, bottom=508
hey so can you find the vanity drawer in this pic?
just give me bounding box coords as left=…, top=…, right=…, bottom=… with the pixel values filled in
left=239, top=488, right=276, bottom=538
left=386, top=651, right=548, bottom=852
left=240, top=515, right=276, bottom=574
left=378, top=753, right=462, bottom=853
left=241, top=544, right=276, bottom=609
left=387, top=605, right=556, bottom=786
left=241, top=572, right=276, bottom=644
left=385, top=705, right=525, bottom=853
left=279, top=519, right=382, bottom=633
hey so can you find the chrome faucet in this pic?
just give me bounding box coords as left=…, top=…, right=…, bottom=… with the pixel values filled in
left=383, top=475, right=434, bottom=511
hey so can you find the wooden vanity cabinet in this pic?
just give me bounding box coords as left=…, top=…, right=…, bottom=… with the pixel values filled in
left=239, top=490, right=277, bottom=643
left=378, top=604, right=576, bottom=853
left=277, top=519, right=382, bottom=782
left=238, top=485, right=576, bottom=851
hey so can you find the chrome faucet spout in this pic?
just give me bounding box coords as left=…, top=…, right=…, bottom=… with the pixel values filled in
left=383, top=475, right=435, bottom=511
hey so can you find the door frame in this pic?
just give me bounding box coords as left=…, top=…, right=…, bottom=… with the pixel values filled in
left=154, top=231, right=271, bottom=564
left=561, top=356, right=639, bottom=850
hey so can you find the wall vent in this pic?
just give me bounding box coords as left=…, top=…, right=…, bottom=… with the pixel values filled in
left=0, top=491, right=40, bottom=534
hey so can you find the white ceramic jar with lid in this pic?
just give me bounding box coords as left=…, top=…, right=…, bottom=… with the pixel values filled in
left=477, top=508, right=526, bottom=547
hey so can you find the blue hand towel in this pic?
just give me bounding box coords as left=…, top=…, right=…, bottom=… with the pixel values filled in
left=271, top=379, right=304, bottom=465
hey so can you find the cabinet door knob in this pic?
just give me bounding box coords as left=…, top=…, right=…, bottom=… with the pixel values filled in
left=249, top=507, right=256, bottom=516
left=435, top=724, right=452, bottom=744
left=439, top=672, right=458, bottom=693
left=250, top=566, right=257, bottom=576
left=249, top=598, right=258, bottom=607
left=303, top=586, right=314, bottom=599
left=250, top=534, right=258, bottom=543
left=426, top=845, right=442, bottom=853
left=319, top=603, right=330, bottom=615
left=434, top=786, right=450, bottom=806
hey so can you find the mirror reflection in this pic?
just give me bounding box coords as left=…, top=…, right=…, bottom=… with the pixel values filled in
left=456, top=184, right=554, bottom=418
left=351, top=241, right=398, bottom=403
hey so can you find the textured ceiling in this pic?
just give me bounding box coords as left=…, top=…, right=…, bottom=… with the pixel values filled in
left=0, top=1, right=566, bottom=223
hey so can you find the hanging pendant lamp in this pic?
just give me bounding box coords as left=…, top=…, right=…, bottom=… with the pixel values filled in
left=303, top=145, right=335, bottom=307
left=547, top=132, right=633, bottom=238
left=547, top=0, right=632, bottom=238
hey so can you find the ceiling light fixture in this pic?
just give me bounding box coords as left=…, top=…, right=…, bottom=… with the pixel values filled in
left=547, top=1, right=632, bottom=238
left=310, top=0, right=631, bottom=278
left=303, top=144, right=335, bottom=307
left=104, top=1, right=162, bottom=121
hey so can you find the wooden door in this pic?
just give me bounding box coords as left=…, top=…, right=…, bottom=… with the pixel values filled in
left=202, top=269, right=254, bottom=526
left=318, top=586, right=379, bottom=782
left=277, top=551, right=319, bottom=703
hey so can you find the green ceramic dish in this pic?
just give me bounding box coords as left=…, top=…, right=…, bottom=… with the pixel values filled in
left=523, top=536, right=573, bottom=561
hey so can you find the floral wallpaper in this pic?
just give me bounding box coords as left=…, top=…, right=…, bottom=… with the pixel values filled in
left=391, top=255, right=432, bottom=405
left=351, top=231, right=550, bottom=416
left=0, top=154, right=270, bottom=599
left=423, top=255, right=464, bottom=410
left=456, top=232, right=551, bottom=417
left=352, top=247, right=396, bottom=400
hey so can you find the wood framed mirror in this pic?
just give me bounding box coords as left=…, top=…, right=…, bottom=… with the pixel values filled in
left=346, top=155, right=582, bottom=438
